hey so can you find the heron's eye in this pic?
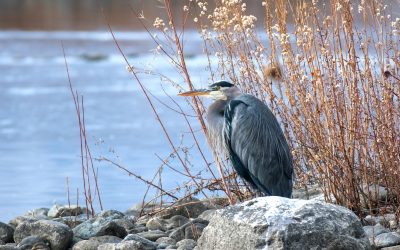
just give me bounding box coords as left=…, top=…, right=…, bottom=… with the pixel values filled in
left=211, top=86, right=220, bottom=91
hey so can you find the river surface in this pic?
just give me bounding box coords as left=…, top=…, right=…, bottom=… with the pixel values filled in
left=0, top=30, right=213, bottom=222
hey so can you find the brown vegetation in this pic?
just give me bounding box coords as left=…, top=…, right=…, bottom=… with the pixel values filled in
left=103, top=0, right=399, bottom=218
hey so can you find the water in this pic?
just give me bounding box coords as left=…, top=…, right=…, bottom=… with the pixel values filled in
left=0, top=30, right=213, bottom=222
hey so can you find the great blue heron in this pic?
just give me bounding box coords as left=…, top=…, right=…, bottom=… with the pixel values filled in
left=179, top=80, right=293, bottom=198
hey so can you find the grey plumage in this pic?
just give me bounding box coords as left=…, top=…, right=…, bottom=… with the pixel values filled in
left=179, top=81, right=293, bottom=198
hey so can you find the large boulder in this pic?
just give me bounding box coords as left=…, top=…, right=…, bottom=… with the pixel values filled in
left=14, top=220, right=73, bottom=250
left=196, top=197, right=371, bottom=250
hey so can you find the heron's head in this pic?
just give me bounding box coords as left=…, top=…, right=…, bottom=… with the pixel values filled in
left=178, top=81, right=240, bottom=100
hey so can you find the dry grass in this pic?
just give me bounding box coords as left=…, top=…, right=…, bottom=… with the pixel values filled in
left=102, top=0, right=399, bottom=218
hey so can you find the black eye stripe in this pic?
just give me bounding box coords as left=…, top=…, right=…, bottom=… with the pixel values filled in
left=209, top=81, right=234, bottom=89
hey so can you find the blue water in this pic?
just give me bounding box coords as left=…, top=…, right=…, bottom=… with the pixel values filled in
left=0, top=31, right=214, bottom=222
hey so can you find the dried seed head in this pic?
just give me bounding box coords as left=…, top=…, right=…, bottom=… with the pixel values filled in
left=264, top=63, right=283, bottom=81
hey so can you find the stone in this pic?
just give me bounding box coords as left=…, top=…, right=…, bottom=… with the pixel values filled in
left=0, top=222, right=14, bottom=243
left=124, top=207, right=139, bottom=218
left=197, top=210, right=217, bottom=222
left=122, top=234, right=157, bottom=249
left=158, top=198, right=208, bottom=219
left=72, top=235, right=122, bottom=250
left=382, top=246, right=400, bottom=250
left=157, top=242, right=169, bottom=249
left=97, top=210, right=126, bottom=220
left=128, top=225, right=148, bottom=234
left=364, top=214, right=397, bottom=228
left=72, top=210, right=127, bottom=240
left=9, top=216, right=38, bottom=228
left=14, top=220, right=73, bottom=250
left=165, top=245, right=177, bottom=249
left=361, top=185, right=388, bottom=207
left=184, top=223, right=206, bottom=240
left=201, top=198, right=228, bottom=210
left=24, top=208, right=49, bottom=219
left=17, top=236, right=49, bottom=250
left=48, top=204, right=87, bottom=218
left=363, top=223, right=390, bottom=244
left=169, top=219, right=208, bottom=242
left=374, top=232, right=400, bottom=248
left=53, top=213, right=89, bottom=228
left=156, top=237, right=176, bottom=245
left=137, top=230, right=168, bottom=241
left=196, top=197, right=371, bottom=250
left=166, top=216, right=189, bottom=230
left=292, top=184, right=323, bottom=200
left=0, top=245, right=19, bottom=250
left=114, top=217, right=135, bottom=231
left=31, top=242, right=50, bottom=250
left=98, top=241, right=142, bottom=250
left=176, top=239, right=196, bottom=250
left=146, top=218, right=168, bottom=231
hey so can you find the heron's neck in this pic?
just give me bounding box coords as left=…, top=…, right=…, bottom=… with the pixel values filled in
left=207, top=100, right=227, bottom=123
left=206, top=99, right=227, bottom=151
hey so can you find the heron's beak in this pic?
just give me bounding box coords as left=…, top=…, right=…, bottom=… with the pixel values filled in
left=178, top=89, right=211, bottom=97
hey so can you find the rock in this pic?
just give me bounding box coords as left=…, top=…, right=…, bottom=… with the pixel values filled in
left=364, top=214, right=397, bottom=228
left=137, top=230, right=168, bottom=241
left=24, top=208, right=49, bottom=219
left=96, top=210, right=125, bottom=220
left=17, top=236, right=49, bottom=250
left=196, top=197, right=371, bottom=250
left=128, top=225, right=148, bottom=234
left=382, top=246, right=400, bottom=250
left=176, top=239, right=196, bottom=250
left=197, top=210, right=217, bottom=222
left=292, top=184, right=323, bottom=200
left=0, top=245, right=19, bottom=250
left=157, top=242, right=169, bottom=249
left=201, top=198, right=228, bottom=210
left=374, top=232, right=400, bottom=248
left=165, top=245, right=177, bottom=249
left=98, top=241, right=142, bottom=250
left=9, top=216, right=38, bottom=228
left=363, top=223, right=390, bottom=244
left=73, top=210, right=127, bottom=240
left=48, top=204, right=87, bottom=218
left=129, top=203, right=168, bottom=217
left=14, top=220, right=73, bottom=250
left=0, top=222, right=14, bottom=243
left=124, top=207, right=139, bottom=218
left=146, top=218, right=168, bottom=231
left=169, top=219, right=208, bottom=242
left=156, top=237, right=176, bottom=245
left=166, top=216, right=189, bottom=230
left=184, top=223, right=206, bottom=240
left=114, top=217, right=135, bottom=231
left=361, top=185, right=388, bottom=207
left=52, top=213, right=89, bottom=228
left=31, top=242, right=50, bottom=250
left=72, top=235, right=122, bottom=250
left=158, top=198, right=208, bottom=219
left=122, top=234, right=157, bottom=249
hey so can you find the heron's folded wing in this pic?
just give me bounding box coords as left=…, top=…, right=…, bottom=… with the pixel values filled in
left=224, top=95, right=293, bottom=197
